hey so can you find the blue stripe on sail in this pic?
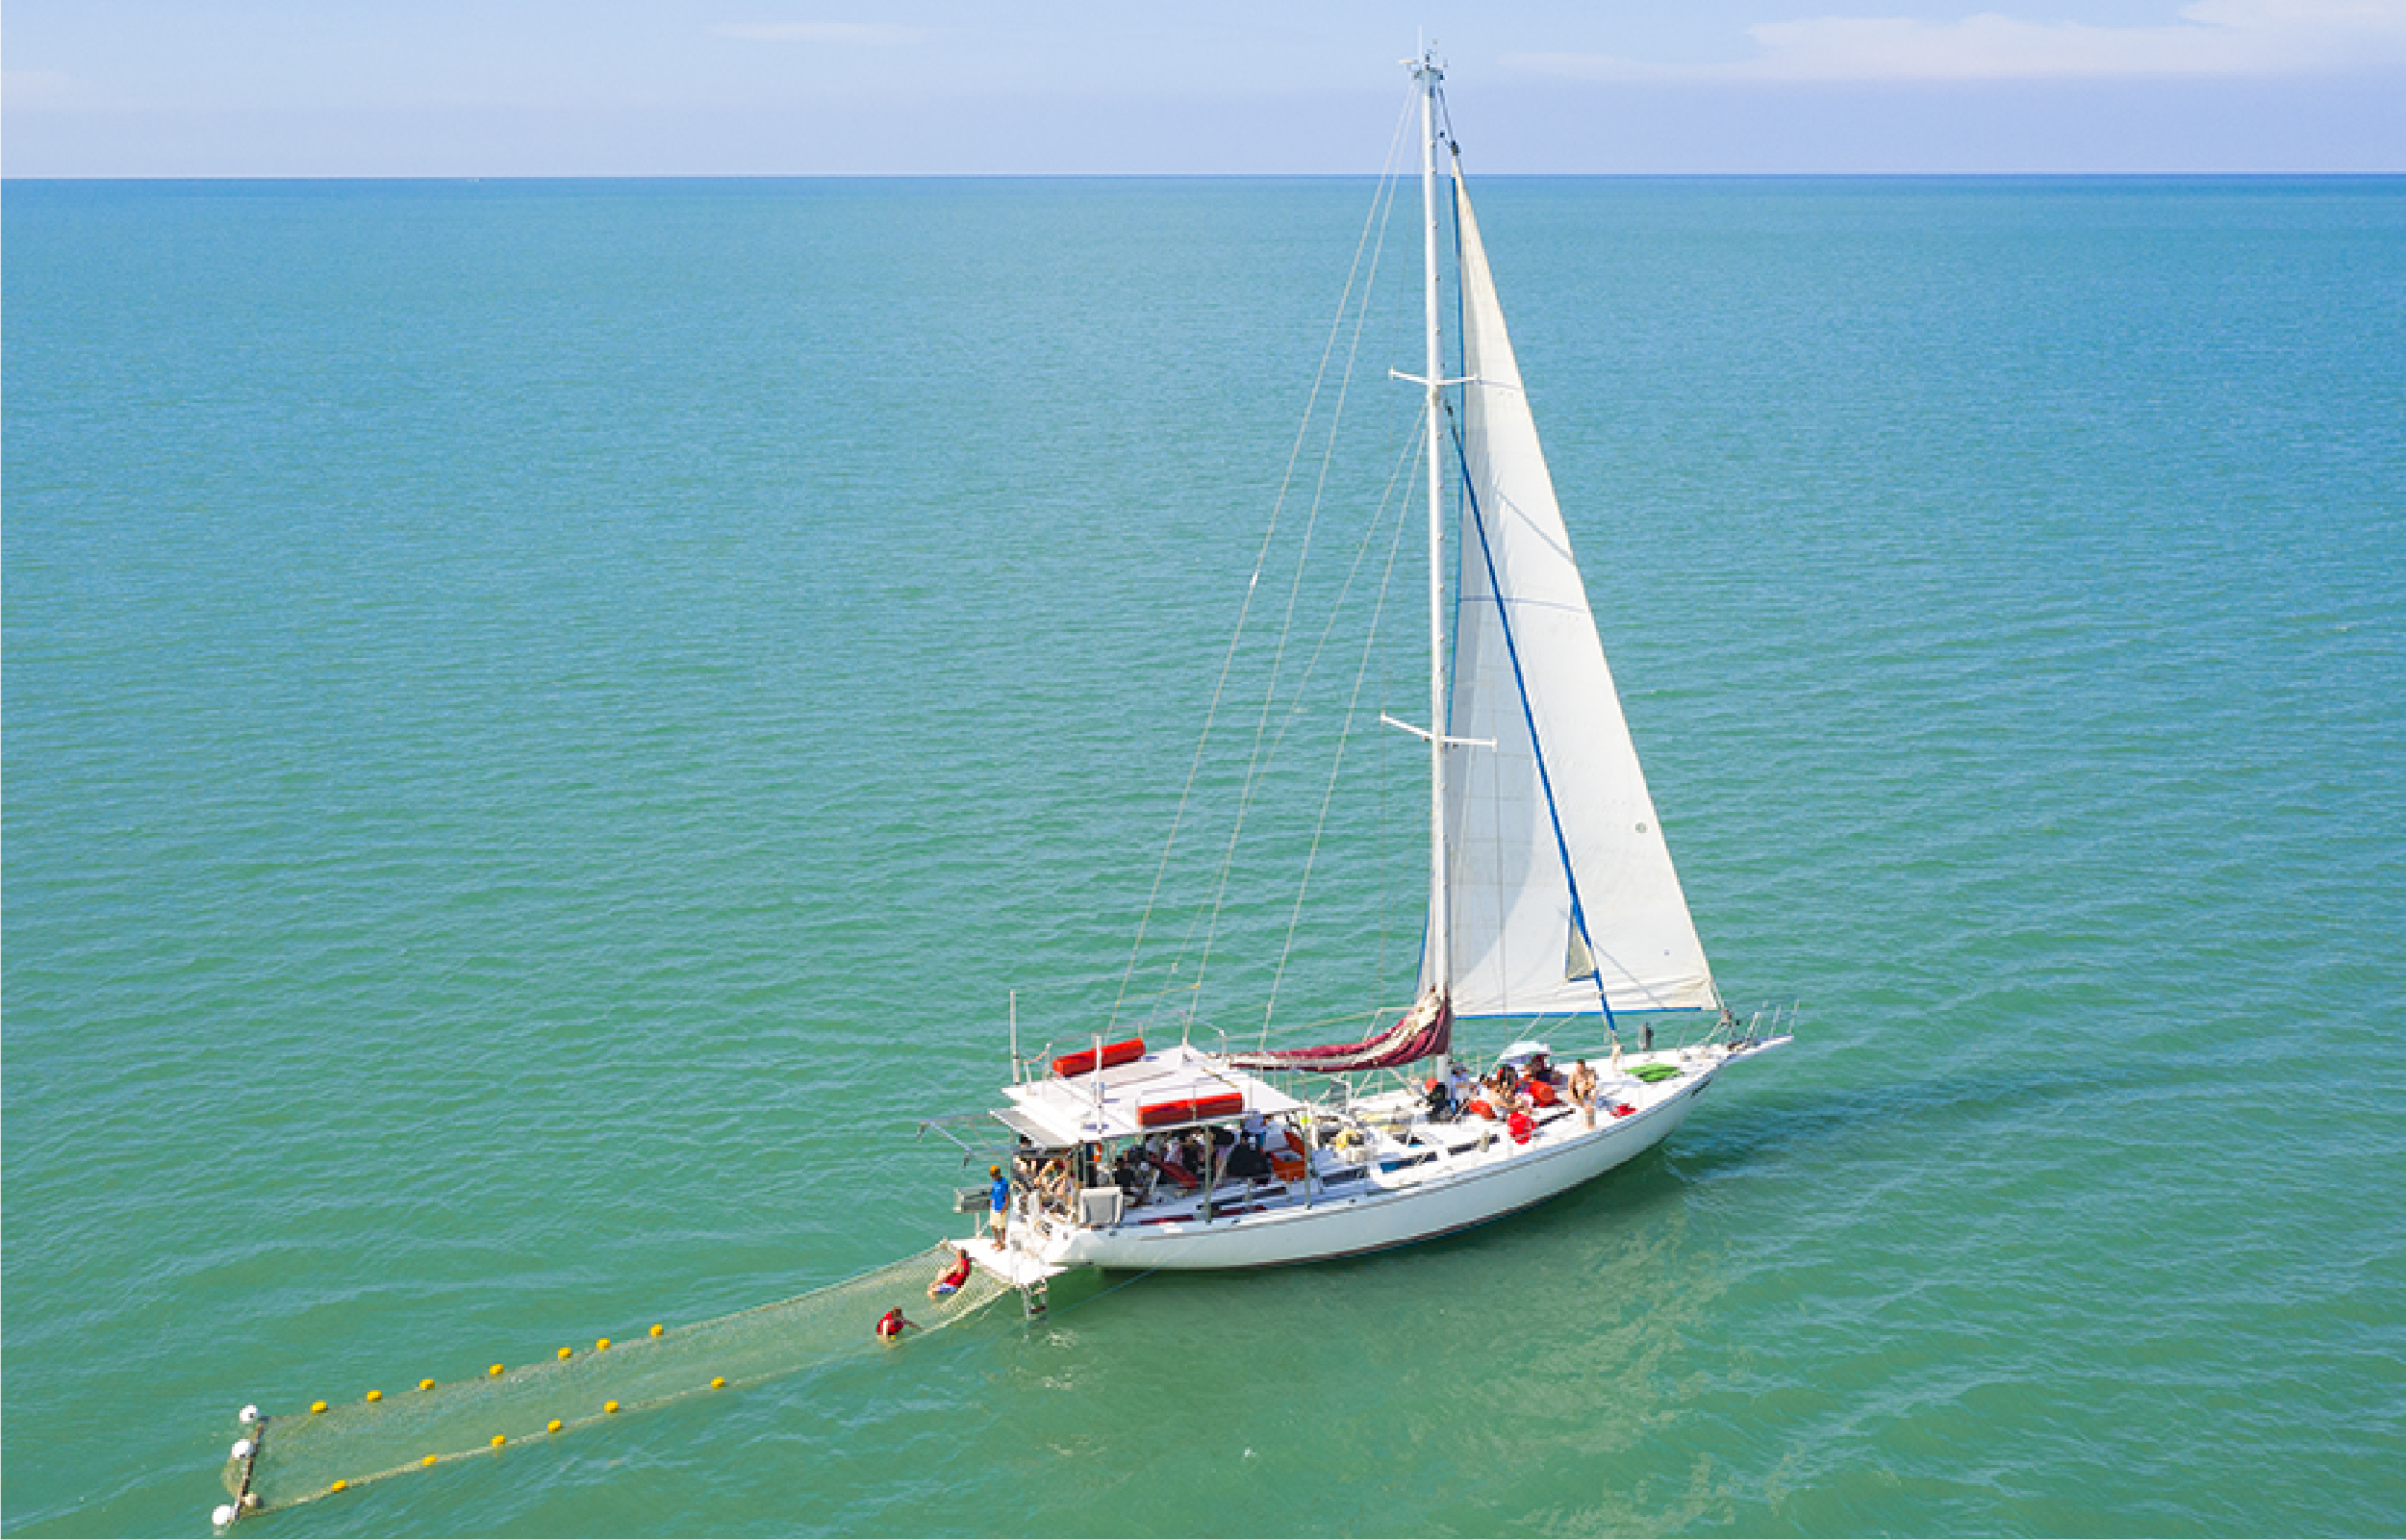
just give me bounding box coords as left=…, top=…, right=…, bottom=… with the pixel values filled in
left=1449, top=419, right=1618, bottom=1031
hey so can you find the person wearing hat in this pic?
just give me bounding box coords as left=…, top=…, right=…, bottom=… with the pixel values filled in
left=987, top=1164, right=1011, bottom=1249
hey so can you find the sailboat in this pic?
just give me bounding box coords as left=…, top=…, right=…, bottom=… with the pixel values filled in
left=947, top=55, right=1787, bottom=1293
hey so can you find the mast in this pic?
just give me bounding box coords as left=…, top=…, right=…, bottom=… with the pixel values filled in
left=1417, top=48, right=1450, bottom=1001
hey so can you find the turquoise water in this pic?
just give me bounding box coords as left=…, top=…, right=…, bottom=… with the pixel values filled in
left=6, top=176, right=2404, bottom=1536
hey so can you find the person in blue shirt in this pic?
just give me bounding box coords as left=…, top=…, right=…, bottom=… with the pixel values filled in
left=988, top=1164, right=1011, bottom=1249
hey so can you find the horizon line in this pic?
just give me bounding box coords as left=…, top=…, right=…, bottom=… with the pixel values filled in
left=10, top=168, right=2404, bottom=183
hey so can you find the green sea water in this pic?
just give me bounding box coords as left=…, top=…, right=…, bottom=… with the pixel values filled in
left=6, top=175, right=2403, bottom=1537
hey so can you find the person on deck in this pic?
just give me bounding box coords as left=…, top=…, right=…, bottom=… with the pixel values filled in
left=1569, top=1058, right=1600, bottom=1129
left=1038, top=1157, right=1076, bottom=1215
left=987, top=1164, right=1011, bottom=1249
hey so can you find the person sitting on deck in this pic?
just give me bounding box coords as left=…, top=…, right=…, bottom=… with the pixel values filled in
left=928, top=1249, right=974, bottom=1300
left=1146, top=1135, right=1199, bottom=1189
left=1040, top=1158, right=1076, bottom=1214
left=1525, top=1051, right=1554, bottom=1084
left=1423, top=1075, right=1456, bottom=1120
left=1224, top=1139, right=1272, bottom=1182
left=1568, top=1058, right=1600, bottom=1129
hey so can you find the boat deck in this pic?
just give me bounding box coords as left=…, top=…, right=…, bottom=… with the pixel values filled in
left=997, top=1047, right=1743, bottom=1263
left=959, top=1236, right=1072, bottom=1289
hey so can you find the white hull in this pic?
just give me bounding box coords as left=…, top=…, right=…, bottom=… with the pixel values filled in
left=1022, top=1062, right=1721, bottom=1273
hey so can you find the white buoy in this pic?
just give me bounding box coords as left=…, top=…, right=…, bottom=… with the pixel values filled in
left=238, top=1404, right=261, bottom=1425
left=231, top=1438, right=255, bottom=1459
left=212, top=1503, right=237, bottom=1527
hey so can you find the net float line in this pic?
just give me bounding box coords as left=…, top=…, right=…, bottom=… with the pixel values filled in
left=214, top=1241, right=1006, bottom=1527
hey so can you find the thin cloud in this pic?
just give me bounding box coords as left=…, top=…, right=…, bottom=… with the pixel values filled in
left=2, top=70, right=87, bottom=110
left=1509, top=0, right=2406, bottom=81
left=712, top=21, right=932, bottom=45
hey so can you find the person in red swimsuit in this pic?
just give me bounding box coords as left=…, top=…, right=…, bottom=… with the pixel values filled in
left=927, top=1249, right=974, bottom=1300
left=874, top=1307, right=915, bottom=1341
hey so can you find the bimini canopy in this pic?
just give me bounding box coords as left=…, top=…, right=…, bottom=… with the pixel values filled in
left=994, top=1042, right=1304, bottom=1148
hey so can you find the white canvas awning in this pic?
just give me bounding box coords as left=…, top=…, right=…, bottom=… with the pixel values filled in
left=992, top=1042, right=1304, bottom=1147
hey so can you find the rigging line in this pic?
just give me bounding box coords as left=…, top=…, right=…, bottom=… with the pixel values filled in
left=1107, top=86, right=1420, bottom=1038
left=1256, top=420, right=1426, bottom=1044
left=1251, top=1002, right=1403, bottom=1042
left=1178, top=108, right=1416, bottom=1015
left=1243, top=415, right=1421, bottom=1027
left=1190, top=219, right=1411, bottom=1015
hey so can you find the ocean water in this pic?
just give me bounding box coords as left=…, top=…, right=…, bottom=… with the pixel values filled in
left=5, top=175, right=2403, bottom=1537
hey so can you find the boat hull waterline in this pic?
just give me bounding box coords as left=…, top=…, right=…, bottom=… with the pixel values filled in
left=1061, top=1078, right=1705, bottom=1271
left=966, top=1038, right=1788, bottom=1277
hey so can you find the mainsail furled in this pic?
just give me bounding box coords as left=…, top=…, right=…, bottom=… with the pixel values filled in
left=1226, top=993, right=1453, bottom=1074
left=1424, top=172, right=1717, bottom=1019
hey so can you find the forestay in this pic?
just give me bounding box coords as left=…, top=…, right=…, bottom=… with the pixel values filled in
left=1426, top=172, right=1717, bottom=1019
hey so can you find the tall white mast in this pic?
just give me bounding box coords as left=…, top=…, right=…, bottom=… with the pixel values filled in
left=1417, top=48, right=1450, bottom=1000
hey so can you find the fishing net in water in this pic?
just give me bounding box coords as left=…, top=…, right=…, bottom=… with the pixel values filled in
left=220, top=1242, right=1010, bottom=1521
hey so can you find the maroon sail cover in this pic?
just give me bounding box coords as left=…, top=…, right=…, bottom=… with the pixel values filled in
left=1225, top=994, right=1453, bottom=1074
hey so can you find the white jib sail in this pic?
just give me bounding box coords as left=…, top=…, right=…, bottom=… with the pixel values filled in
left=1423, top=173, right=1717, bottom=1018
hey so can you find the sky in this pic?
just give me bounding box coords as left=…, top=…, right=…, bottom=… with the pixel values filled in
left=5, top=0, right=2404, bottom=176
